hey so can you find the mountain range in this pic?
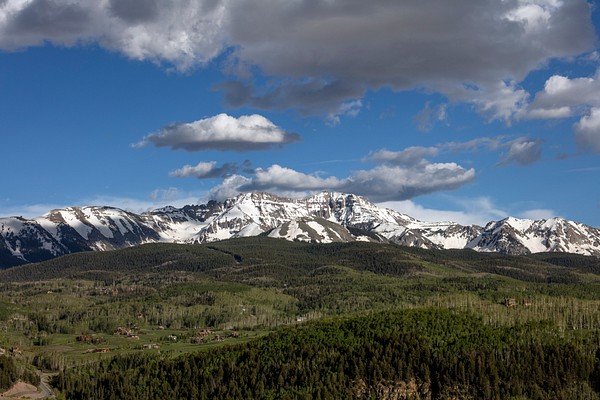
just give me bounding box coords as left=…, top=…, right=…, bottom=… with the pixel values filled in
left=1, top=191, right=599, bottom=267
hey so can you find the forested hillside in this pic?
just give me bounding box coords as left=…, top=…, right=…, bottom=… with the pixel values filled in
left=54, top=309, right=600, bottom=399
left=0, top=238, right=599, bottom=399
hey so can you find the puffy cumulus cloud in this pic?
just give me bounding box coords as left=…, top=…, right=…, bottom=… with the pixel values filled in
left=526, top=69, right=600, bottom=119
left=208, top=174, right=252, bottom=201
left=1, top=0, right=596, bottom=117
left=169, top=161, right=242, bottom=179
left=208, top=162, right=475, bottom=203
left=134, top=113, right=300, bottom=151
left=201, top=135, right=552, bottom=204
left=497, top=138, right=543, bottom=166
left=525, top=69, right=600, bottom=152
left=0, top=0, right=227, bottom=70
left=574, top=108, right=600, bottom=153
left=343, top=164, right=475, bottom=202
left=245, top=165, right=345, bottom=192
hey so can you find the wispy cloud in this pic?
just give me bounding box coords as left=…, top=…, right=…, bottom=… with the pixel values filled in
left=0, top=190, right=207, bottom=219
left=377, top=197, right=507, bottom=226
left=497, top=138, right=543, bottom=166
left=413, top=102, right=447, bottom=132
left=169, top=161, right=247, bottom=179
left=368, top=147, right=439, bottom=167
left=379, top=196, right=557, bottom=226
left=370, top=136, right=543, bottom=168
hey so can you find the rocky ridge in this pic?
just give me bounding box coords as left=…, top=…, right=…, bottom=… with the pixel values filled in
left=1, top=191, right=599, bottom=267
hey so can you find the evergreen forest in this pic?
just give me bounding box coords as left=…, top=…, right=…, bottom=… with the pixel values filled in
left=0, top=238, right=599, bottom=399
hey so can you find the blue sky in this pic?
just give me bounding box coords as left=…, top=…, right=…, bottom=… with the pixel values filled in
left=1, top=0, right=599, bottom=227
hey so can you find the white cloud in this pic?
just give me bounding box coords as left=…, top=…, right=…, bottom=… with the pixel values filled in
left=219, top=162, right=476, bottom=203
left=170, top=161, right=217, bottom=178
left=0, top=0, right=228, bottom=71
left=134, top=113, right=300, bottom=151
left=522, top=68, right=600, bottom=152
left=208, top=175, right=252, bottom=201
left=343, top=164, right=475, bottom=202
left=574, top=107, right=600, bottom=153
left=248, top=165, right=345, bottom=192
left=525, top=106, right=571, bottom=119
left=85, top=191, right=203, bottom=213
left=0, top=190, right=206, bottom=218
left=0, top=203, right=66, bottom=219
left=379, top=196, right=557, bottom=226
left=377, top=197, right=507, bottom=226
left=526, top=70, right=600, bottom=119
left=441, top=80, right=530, bottom=122
left=169, top=161, right=239, bottom=179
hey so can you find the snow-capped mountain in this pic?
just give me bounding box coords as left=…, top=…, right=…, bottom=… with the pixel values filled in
left=1, top=192, right=599, bottom=267
left=469, top=217, right=600, bottom=256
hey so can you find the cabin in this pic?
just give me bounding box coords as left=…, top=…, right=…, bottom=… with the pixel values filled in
left=196, top=329, right=212, bottom=338
left=86, top=348, right=110, bottom=353
left=114, top=327, right=132, bottom=336
left=504, top=298, right=518, bottom=308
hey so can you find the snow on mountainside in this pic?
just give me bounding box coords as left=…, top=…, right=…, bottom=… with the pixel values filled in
left=470, top=217, right=600, bottom=256
left=1, top=191, right=599, bottom=267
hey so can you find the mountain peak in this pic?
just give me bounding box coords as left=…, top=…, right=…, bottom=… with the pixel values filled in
left=1, top=191, right=599, bottom=267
